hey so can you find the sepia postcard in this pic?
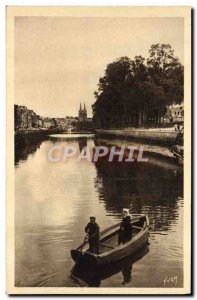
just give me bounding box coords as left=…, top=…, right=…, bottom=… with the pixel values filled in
left=6, top=6, right=191, bottom=295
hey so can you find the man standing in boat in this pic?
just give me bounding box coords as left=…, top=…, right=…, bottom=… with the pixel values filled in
left=85, top=216, right=100, bottom=254
left=118, top=208, right=133, bottom=245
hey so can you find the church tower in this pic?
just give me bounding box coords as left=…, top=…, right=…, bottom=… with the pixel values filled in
left=78, top=103, right=87, bottom=121
left=83, top=103, right=87, bottom=120
left=78, top=103, right=83, bottom=120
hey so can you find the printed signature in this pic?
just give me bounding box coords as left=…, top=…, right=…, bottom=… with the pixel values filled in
left=164, top=275, right=178, bottom=287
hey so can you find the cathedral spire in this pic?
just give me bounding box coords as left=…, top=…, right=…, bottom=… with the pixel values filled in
left=78, top=102, right=87, bottom=121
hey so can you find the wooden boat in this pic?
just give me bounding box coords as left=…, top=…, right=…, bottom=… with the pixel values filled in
left=70, top=214, right=149, bottom=267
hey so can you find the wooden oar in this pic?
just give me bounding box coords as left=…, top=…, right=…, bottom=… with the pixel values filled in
left=73, top=235, right=88, bottom=266
left=70, top=235, right=88, bottom=275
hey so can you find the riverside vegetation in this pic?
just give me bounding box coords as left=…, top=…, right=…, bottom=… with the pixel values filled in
left=92, top=44, right=183, bottom=129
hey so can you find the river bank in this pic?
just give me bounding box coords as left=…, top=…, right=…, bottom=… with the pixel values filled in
left=95, top=128, right=178, bottom=146
left=15, top=129, right=94, bottom=137
left=94, top=137, right=183, bottom=171
left=15, top=129, right=66, bottom=137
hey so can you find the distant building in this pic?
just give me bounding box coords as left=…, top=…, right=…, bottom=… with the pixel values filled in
left=54, top=117, right=68, bottom=129
left=169, top=103, right=184, bottom=123
left=161, top=103, right=184, bottom=124
left=37, top=116, right=43, bottom=128
left=66, top=116, right=77, bottom=123
left=15, top=105, right=33, bottom=130
left=78, top=103, right=87, bottom=121
left=14, top=103, right=92, bottom=132
left=42, top=117, right=53, bottom=129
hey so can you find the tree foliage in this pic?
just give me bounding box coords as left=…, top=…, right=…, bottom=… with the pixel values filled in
left=92, top=44, right=183, bottom=128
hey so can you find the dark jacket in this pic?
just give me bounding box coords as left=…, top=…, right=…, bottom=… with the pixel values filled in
left=118, top=216, right=132, bottom=244
left=85, top=222, right=100, bottom=240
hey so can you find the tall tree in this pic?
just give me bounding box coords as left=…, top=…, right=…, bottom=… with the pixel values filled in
left=92, top=44, right=183, bottom=129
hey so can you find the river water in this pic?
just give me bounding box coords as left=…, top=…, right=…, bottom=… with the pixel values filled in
left=15, top=134, right=183, bottom=288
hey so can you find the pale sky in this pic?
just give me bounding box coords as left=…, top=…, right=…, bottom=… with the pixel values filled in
left=15, top=17, right=184, bottom=118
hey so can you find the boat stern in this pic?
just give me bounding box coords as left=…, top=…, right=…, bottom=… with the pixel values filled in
left=71, top=249, right=99, bottom=267
left=70, top=249, right=80, bottom=262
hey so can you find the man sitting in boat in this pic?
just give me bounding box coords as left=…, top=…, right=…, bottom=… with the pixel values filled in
left=118, top=208, right=133, bottom=245
left=85, top=216, right=100, bottom=254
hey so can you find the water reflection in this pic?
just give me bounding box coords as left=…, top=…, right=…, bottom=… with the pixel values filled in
left=15, top=134, right=91, bottom=165
left=94, top=157, right=183, bottom=232
left=15, top=134, right=183, bottom=287
left=71, top=244, right=149, bottom=287
left=15, top=134, right=44, bottom=165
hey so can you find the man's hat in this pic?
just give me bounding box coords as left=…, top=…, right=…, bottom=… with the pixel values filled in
left=90, top=216, right=96, bottom=220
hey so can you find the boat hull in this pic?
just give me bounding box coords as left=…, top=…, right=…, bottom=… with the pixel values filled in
left=95, top=227, right=148, bottom=265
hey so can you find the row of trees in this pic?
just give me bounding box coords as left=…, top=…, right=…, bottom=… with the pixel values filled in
left=71, top=120, right=94, bottom=131
left=92, top=44, right=183, bottom=128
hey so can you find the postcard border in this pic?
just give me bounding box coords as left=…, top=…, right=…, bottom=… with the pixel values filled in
left=6, top=6, right=192, bottom=295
